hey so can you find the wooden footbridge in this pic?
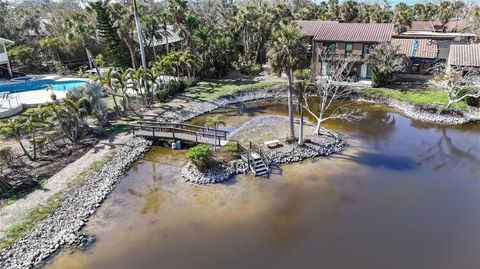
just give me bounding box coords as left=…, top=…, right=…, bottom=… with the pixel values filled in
left=132, top=120, right=271, bottom=177
left=131, top=121, right=229, bottom=146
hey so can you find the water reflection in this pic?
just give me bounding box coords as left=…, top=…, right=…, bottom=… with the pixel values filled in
left=419, top=128, right=480, bottom=172
left=338, top=151, right=419, bottom=171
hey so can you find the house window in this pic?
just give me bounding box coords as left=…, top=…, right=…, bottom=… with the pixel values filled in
left=0, top=46, right=4, bottom=54
left=323, top=42, right=336, bottom=55
left=362, top=44, right=373, bottom=56
left=345, top=43, right=353, bottom=56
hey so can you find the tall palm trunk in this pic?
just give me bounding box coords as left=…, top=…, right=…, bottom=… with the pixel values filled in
left=297, top=93, right=304, bottom=146
left=286, top=68, right=295, bottom=139
left=85, top=46, right=100, bottom=75
left=133, top=0, right=147, bottom=68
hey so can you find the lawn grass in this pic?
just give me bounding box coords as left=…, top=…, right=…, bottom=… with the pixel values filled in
left=0, top=153, right=115, bottom=249
left=359, top=87, right=469, bottom=110
left=187, top=79, right=285, bottom=100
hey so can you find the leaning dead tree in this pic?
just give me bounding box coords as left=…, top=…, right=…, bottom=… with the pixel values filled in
left=304, top=55, right=359, bottom=135
left=431, top=64, right=480, bottom=109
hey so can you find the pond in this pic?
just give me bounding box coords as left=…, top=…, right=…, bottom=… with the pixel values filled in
left=45, top=100, right=480, bottom=269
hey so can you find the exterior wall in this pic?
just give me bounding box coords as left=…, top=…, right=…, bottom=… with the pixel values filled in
left=402, top=58, right=435, bottom=75
left=313, top=41, right=373, bottom=76
left=352, top=43, right=363, bottom=56
left=336, top=43, right=346, bottom=56
left=0, top=52, right=7, bottom=64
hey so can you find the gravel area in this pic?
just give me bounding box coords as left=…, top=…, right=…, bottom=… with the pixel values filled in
left=0, top=138, right=151, bottom=269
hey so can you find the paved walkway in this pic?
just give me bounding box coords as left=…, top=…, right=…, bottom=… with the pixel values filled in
left=0, top=133, right=132, bottom=239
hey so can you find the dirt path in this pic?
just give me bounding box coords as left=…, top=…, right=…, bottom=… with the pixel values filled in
left=0, top=132, right=132, bottom=239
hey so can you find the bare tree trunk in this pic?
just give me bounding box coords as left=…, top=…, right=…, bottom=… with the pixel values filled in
left=287, top=68, right=295, bottom=139
left=124, top=38, right=137, bottom=69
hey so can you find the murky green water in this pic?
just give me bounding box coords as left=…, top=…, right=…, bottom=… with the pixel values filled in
left=46, top=101, right=480, bottom=269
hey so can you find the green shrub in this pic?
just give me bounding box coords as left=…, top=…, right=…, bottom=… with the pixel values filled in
left=458, top=88, right=479, bottom=107
left=0, top=146, right=15, bottom=173
left=156, top=80, right=188, bottom=102
left=187, top=145, right=211, bottom=169
left=293, top=69, right=310, bottom=80
left=239, top=61, right=263, bottom=75
left=8, top=45, right=36, bottom=64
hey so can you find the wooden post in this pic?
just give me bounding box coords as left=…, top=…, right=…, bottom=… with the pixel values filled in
left=172, top=128, right=175, bottom=139
left=152, top=127, right=155, bottom=138
left=132, top=126, right=135, bottom=136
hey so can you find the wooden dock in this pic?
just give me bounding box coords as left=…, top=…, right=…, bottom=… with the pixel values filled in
left=131, top=121, right=229, bottom=146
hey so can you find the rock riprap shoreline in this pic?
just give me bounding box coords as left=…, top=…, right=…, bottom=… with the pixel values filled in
left=151, top=86, right=288, bottom=122
left=0, top=138, right=152, bottom=269
left=353, top=92, right=480, bottom=125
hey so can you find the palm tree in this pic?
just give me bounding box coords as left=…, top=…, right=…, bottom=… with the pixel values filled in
left=71, top=83, right=109, bottom=126
left=179, top=14, right=198, bottom=49
left=110, top=3, right=138, bottom=69
left=4, top=119, right=33, bottom=161
left=268, top=24, right=307, bottom=140
left=96, top=68, right=121, bottom=113
left=25, top=115, right=39, bottom=160
left=206, top=115, right=225, bottom=151
left=167, top=0, right=188, bottom=31
left=112, top=69, right=132, bottom=112
left=133, top=0, right=147, bottom=68
left=393, top=3, right=413, bottom=34
left=158, top=11, right=171, bottom=54
left=64, top=12, right=98, bottom=72
left=142, top=14, right=161, bottom=59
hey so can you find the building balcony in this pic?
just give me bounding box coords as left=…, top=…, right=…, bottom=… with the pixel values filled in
left=319, top=53, right=367, bottom=62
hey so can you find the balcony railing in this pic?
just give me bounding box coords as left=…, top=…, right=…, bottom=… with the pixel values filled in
left=319, top=53, right=366, bottom=61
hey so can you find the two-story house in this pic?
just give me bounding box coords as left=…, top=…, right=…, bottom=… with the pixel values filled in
left=297, top=21, right=394, bottom=79
left=0, top=37, right=14, bottom=78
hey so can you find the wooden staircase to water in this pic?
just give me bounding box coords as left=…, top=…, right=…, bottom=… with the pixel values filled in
left=237, top=141, right=271, bottom=177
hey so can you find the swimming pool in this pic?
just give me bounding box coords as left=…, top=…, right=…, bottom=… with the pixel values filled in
left=0, top=78, right=88, bottom=93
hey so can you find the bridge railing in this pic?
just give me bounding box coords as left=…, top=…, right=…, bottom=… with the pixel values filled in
left=131, top=121, right=228, bottom=146
left=135, top=121, right=228, bottom=140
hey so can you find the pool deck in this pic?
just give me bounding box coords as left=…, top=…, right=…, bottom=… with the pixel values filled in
left=0, top=76, right=90, bottom=117
left=12, top=90, right=68, bottom=106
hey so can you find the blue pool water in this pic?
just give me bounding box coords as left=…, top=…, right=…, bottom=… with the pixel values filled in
left=0, top=79, right=88, bottom=93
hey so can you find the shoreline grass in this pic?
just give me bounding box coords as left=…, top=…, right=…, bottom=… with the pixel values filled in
left=359, top=87, right=469, bottom=110
left=187, top=80, right=285, bottom=100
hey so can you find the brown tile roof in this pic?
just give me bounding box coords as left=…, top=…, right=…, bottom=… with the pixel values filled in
left=295, top=20, right=338, bottom=37
left=446, top=19, right=467, bottom=32
left=392, top=38, right=438, bottom=59
left=313, top=23, right=394, bottom=42
left=409, top=21, right=444, bottom=32
left=448, top=43, right=480, bottom=67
